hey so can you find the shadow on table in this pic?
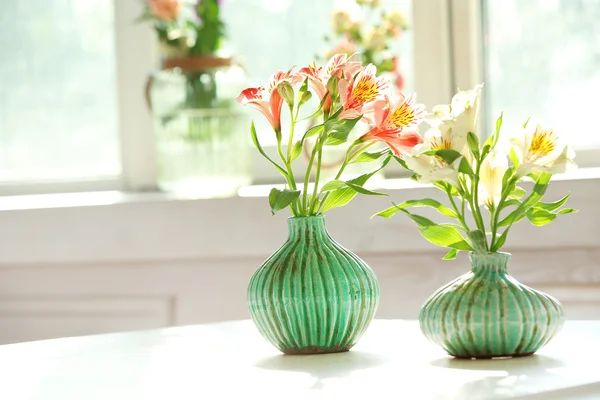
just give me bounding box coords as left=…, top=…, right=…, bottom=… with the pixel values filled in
left=254, top=351, right=386, bottom=389
left=430, top=355, right=589, bottom=399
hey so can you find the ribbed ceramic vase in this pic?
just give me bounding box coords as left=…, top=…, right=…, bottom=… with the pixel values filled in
left=247, top=216, right=379, bottom=355
left=419, top=252, right=564, bottom=359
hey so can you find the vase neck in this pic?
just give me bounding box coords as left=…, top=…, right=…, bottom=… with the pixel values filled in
left=469, top=252, right=510, bottom=274
left=287, top=216, right=329, bottom=242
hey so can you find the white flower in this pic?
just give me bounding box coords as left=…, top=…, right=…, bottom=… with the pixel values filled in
left=364, top=27, right=387, bottom=51
left=511, top=120, right=577, bottom=177
left=425, top=84, right=483, bottom=153
left=479, top=152, right=508, bottom=207
left=404, top=128, right=464, bottom=187
left=332, top=10, right=353, bottom=33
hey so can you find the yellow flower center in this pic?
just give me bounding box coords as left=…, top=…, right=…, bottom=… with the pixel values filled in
left=387, top=105, right=415, bottom=128
left=528, top=128, right=557, bottom=162
left=352, top=77, right=379, bottom=104
left=430, top=137, right=453, bottom=166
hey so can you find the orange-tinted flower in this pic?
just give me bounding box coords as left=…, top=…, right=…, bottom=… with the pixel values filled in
left=236, top=68, right=301, bottom=132
left=338, top=64, right=389, bottom=121
left=148, top=0, right=180, bottom=21
left=361, top=93, right=425, bottom=155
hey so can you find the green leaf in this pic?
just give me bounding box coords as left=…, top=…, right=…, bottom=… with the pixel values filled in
left=290, top=141, right=303, bottom=161
left=345, top=182, right=387, bottom=196
left=268, top=188, right=300, bottom=215
left=493, top=112, right=503, bottom=148
left=321, top=180, right=386, bottom=196
left=422, top=149, right=462, bottom=165
left=443, top=248, right=459, bottom=260
left=509, top=147, right=521, bottom=169
left=321, top=180, right=347, bottom=192
left=526, top=207, right=557, bottom=227
left=351, top=149, right=391, bottom=164
left=492, top=229, right=509, bottom=252
left=467, top=132, right=480, bottom=154
left=502, top=166, right=516, bottom=191
left=304, top=124, right=324, bottom=140
left=393, top=155, right=409, bottom=170
left=458, top=157, right=475, bottom=177
left=508, top=186, right=527, bottom=200
left=398, top=209, right=474, bottom=251
left=250, top=122, right=288, bottom=177
left=499, top=173, right=552, bottom=227
left=467, top=230, right=487, bottom=253
left=374, top=198, right=458, bottom=219
left=536, top=194, right=570, bottom=212
left=323, top=117, right=361, bottom=145
left=320, top=153, right=392, bottom=213
left=557, top=208, right=577, bottom=215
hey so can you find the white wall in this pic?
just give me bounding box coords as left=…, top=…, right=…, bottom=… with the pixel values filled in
left=0, top=176, right=598, bottom=344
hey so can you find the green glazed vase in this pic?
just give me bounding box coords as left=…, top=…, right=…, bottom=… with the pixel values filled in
left=419, top=252, right=564, bottom=359
left=247, top=216, right=379, bottom=355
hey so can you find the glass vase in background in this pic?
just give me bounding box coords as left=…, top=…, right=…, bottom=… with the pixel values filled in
left=147, top=55, right=251, bottom=198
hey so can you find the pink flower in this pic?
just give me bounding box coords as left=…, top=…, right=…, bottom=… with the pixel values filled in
left=298, top=63, right=330, bottom=111
left=236, top=68, right=301, bottom=132
left=148, top=0, right=180, bottom=21
left=338, top=64, right=389, bottom=121
left=324, top=53, right=362, bottom=79
left=361, top=93, right=425, bottom=156
left=298, top=54, right=361, bottom=114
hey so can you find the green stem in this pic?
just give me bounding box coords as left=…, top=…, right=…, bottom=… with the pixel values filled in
left=302, top=137, right=320, bottom=215
left=470, top=159, right=489, bottom=251
left=309, top=144, right=324, bottom=214
left=490, top=177, right=516, bottom=250
left=447, top=189, right=470, bottom=232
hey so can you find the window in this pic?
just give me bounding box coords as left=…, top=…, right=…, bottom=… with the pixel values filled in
left=3, top=0, right=595, bottom=196
left=482, top=0, right=600, bottom=159
left=0, top=0, right=120, bottom=184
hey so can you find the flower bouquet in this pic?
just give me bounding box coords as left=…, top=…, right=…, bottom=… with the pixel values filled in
left=237, top=54, right=423, bottom=354
left=375, top=84, right=577, bottom=358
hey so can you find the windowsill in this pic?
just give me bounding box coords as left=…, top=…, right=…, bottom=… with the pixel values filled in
left=0, top=168, right=598, bottom=266
left=1, top=167, right=599, bottom=212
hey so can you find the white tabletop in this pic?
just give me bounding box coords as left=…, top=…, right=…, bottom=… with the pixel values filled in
left=0, top=320, right=599, bottom=400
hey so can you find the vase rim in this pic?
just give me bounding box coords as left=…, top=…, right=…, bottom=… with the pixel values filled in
left=469, top=251, right=511, bottom=257
left=288, top=215, right=326, bottom=220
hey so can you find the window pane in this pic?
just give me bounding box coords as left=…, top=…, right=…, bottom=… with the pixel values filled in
left=483, top=0, right=600, bottom=149
left=0, top=0, right=120, bottom=182
left=222, top=0, right=414, bottom=144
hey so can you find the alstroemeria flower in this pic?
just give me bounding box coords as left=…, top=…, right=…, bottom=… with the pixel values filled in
left=479, top=152, right=508, bottom=207
left=360, top=93, right=425, bottom=156
left=299, top=54, right=362, bottom=113
left=404, top=127, right=466, bottom=186
left=338, top=64, right=389, bottom=121
left=148, top=0, right=180, bottom=21
left=236, top=68, right=301, bottom=132
left=425, top=84, right=483, bottom=153
left=511, top=120, right=577, bottom=177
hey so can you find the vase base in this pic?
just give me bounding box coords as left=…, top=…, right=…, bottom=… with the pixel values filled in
left=281, top=346, right=351, bottom=355
left=452, top=351, right=535, bottom=360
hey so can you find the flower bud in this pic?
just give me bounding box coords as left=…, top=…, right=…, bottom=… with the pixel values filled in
left=384, top=10, right=408, bottom=30
left=277, top=81, right=295, bottom=107
left=327, top=75, right=340, bottom=98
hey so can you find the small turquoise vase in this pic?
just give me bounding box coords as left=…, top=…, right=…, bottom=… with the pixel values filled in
left=419, top=252, right=564, bottom=359
left=247, top=216, right=379, bottom=355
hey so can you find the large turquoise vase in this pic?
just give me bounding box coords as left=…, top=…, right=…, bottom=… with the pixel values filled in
left=419, top=252, right=564, bottom=359
left=247, top=216, right=379, bottom=355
